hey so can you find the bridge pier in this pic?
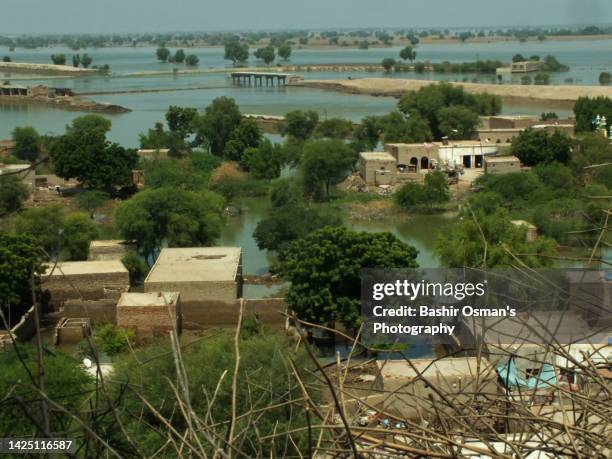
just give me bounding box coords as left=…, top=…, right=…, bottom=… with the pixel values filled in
left=230, top=71, right=296, bottom=87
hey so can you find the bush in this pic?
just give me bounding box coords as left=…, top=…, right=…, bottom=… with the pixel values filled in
left=121, top=252, right=150, bottom=285
left=92, top=324, right=135, bottom=356
left=600, top=72, right=612, bottom=86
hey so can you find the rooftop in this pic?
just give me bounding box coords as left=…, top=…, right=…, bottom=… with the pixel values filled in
left=485, top=156, right=520, bottom=163
left=117, top=292, right=180, bottom=307
left=0, top=164, right=31, bottom=171
left=43, top=260, right=128, bottom=277
left=376, top=357, right=492, bottom=380
left=89, top=240, right=133, bottom=248
left=359, top=151, right=396, bottom=161
left=145, top=247, right=242, bottom=283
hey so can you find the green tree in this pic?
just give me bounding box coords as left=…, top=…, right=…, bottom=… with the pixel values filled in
left=74, top=190, right=109, bottom=218
left=254, top=46, right=275, bottom=64
left=273, top=226, right=419, bottom=329
left=173, top=49, right=186, bottom=63
left=224, top=37, right=249, bottom=65
left=194, top=97, right=243, bottom=155
left=2, top=56, right=11, bottom=62
left=534, top=73, right=550, bottom=85
left=280, top=110, right=319, bottom=141
left=0, top=174, right=29, bottom=216
left=139, top=122, right=187, bottom=155
left=599, top=72, right=612, bottom=86
left=12, top=126, right=40, bottom=162
left=378, top=111, right=432, bottom=143
left=399, top=46, right=416, bottom=62
left=254, top=204, right=342, bottom=252
left=313, top=117, right=353, bottom=139
left=277, top=43, right=292, bottom=60
left=50, top=115, right=138, bottom=190
left=353, top=116, right=382, bottom=151
left=114, top=187, right=223, bottom=261
left=395, top=171, right=450, bottom=210
left=436, top=106, right=480, bottom=139
left=50, top=54, right=66, bottom=65
left=156, top=46, right=171, bottom=62
left=14, top=206, right=98, bottom=260
left=574, top=96, right=612, bottom=133
left=0, top=233, right=42, bottom=325
left=91, top=324, right=135, bottom=356
left=185, top=54, right=199, bottom=66
left=436, top=209, right=557, bottom=268
left=381, top=57, right=396, bottom=72
left=300, top=140, right=357, bottom=200
left=81, top=53, right=92, bottom=68
left=242, top=139, right=283, bottom=180
left=72, top=53, right=80, bottom=67
left=511, top=128, right=573, bottom=166
left=165, top=105, right=198, bottom=137
left=358, top=40, right=369, bottom=50
left=512, top=54, right=527, bottom=63
left=223, top=118, right=262, bottom=162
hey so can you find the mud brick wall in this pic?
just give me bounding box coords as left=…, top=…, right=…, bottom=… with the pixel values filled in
left=181, top=298, right=286, bottom=330
left=61, top=299, right=117, bottom=325
left=144, top=280, right=239, bottom=302
left=117, top=301, right=181, bottom=339
left=44, top=271, right=129, bottom=307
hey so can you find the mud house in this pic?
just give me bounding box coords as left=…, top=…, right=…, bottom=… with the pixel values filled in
left=88, top=240, right=136, bottom=261
left=336, top=357, right=497, bottom=420
left=484, top=155, right=522, bottom=175
left=358, top=152, right=397, bottom=186
left=42, top=260, right=130, bottom=307
left=116, top=292, right=181, bottom=340
left=137, top=148, right=170, bottom=161
left=383, top=141, right=500, bottom=173
left=144, top=247, right=243, bottom=302
left=510, top=61, right=541, bottom=73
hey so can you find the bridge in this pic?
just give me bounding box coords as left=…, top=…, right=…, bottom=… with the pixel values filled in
left=229, top=71, right=300, bottom=86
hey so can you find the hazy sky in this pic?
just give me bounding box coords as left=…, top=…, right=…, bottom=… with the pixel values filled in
left=2, top=0, right=612, bottom=34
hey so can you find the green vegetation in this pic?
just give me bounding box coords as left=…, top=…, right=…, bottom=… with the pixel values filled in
left=398, top=81, right=502, bottom=140
left=574, top=96, right=612, bottom=133
left=381, top=57, right=396, bottom=72
left=12, top=126, right=41, bottom=162
left=110, top=332, right=314, bottom=457
left=185, top=54, right=199, bottom=66
left=254, top=45, right=275, bottom=64
left=278, top=43, right=292, bottom=60
left=600, top=72, right=612, bottom=86
left=114, top=187, right=223, bottom=261
left=74, top=190, right=110, bottom=218
left=90, top=324, right=135, bottom=356
left=510, top=128, right=572, bottom=166
left=0, top=174, right=29, bottom=216
left=155, top=46, right=170, bottom=62
left=50, top=53, right=66, bottom=65
left=14, top=205, right=98, bottom=261
left=242, top=139, right=283, bottom=180
left=395, top=171, right=451, bottom=210
left=0, top=233, right=42, bottom=325
left=50, top=115, right=138, bottom=190
left=0, top=346, right=92, bottom=436
left=429, top=60, right=503, bottom=74
left=224, top=36, right=249, bottom=65
left=399, top=46, right=416, bottom=62
left=273, top=226, right=418, bottom=329
left=300, top=139, right=357, bottom=200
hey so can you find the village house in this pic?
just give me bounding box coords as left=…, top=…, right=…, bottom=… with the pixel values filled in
left=42, top=260, right=130, bottom=308
left=88, top=240, right=136, bottom=261
left=116, top=292, right=182, bottom=341
left=358, top=152, right=397, bottom=186
left=484, top=155, right=522, bottom=174
left=144, top=247, right=243, bottom=302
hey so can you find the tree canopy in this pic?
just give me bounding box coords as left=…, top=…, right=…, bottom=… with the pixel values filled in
left=0, top=174, right=29, bottom=217
left=194, top=97, right=244, bottom=156
left=273, top=226, right=419, bottom=329
left=254, top=46, right=275, bottom=64
left=50, top=115, right=138, bottom=190
left=280, top=110, right=319, bottom=141
left=300, top=139, right=357, bottom=200
left=224, top=37, right=249, bottom=65
left=114, top=187, right=224, bottom=261
left=510, top=128, right=573, bottom=166
left=395, top=171, right=450, bottom=210
left=12, top=126, right=41, bottom=162
left=242, top=139, right=283, bottom=180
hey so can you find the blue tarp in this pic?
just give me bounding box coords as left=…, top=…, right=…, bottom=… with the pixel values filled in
left=496, top=357, right=557, bottom=389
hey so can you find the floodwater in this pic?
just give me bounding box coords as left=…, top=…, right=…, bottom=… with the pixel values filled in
left=2, top=38, right=610, bottom=144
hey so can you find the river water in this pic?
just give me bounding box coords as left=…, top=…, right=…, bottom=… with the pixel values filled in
left=1, top=40, right=607, bottom=277
left=2, top=39, right=611, bottom=144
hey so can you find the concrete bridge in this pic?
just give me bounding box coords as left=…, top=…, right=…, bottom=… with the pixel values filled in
left=229, top=71, right=300, bottom=86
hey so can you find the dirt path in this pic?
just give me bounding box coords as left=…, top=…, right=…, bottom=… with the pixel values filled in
left=294, top=78, right=612, bottom=108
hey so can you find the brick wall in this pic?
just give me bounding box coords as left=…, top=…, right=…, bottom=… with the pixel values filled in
left=43, top=271, right=129, bottom=308
left=61, top=299, right=117, bottom=325
left=144, top=280, right=239, bottom=302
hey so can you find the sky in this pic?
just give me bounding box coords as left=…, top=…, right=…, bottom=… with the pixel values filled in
left=2, top=0, right=612, bottom=34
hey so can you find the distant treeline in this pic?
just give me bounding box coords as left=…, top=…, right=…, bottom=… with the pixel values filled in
left=1, top=24, right=611, bottom=50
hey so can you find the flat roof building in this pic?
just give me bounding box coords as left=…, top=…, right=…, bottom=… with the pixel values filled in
left=358, top=152, right=397, bottom=186
left=117, top=292, right=181, bottom=340
left=484, top=155, right=522, bottom=175
left=42, top=260, right=129, bottom=307
left=137, top=148, right=170, bottom=160
left=144, top=247, right=243, bottom=302
left=88, top=240, right=136, bottom=261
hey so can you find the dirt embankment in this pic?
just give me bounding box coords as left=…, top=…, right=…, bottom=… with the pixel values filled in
left=0, top=95, right=130, bottom=114
left=294, top=78, right=612, bottom=108
left=0, top=62, right=103, bottom=76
